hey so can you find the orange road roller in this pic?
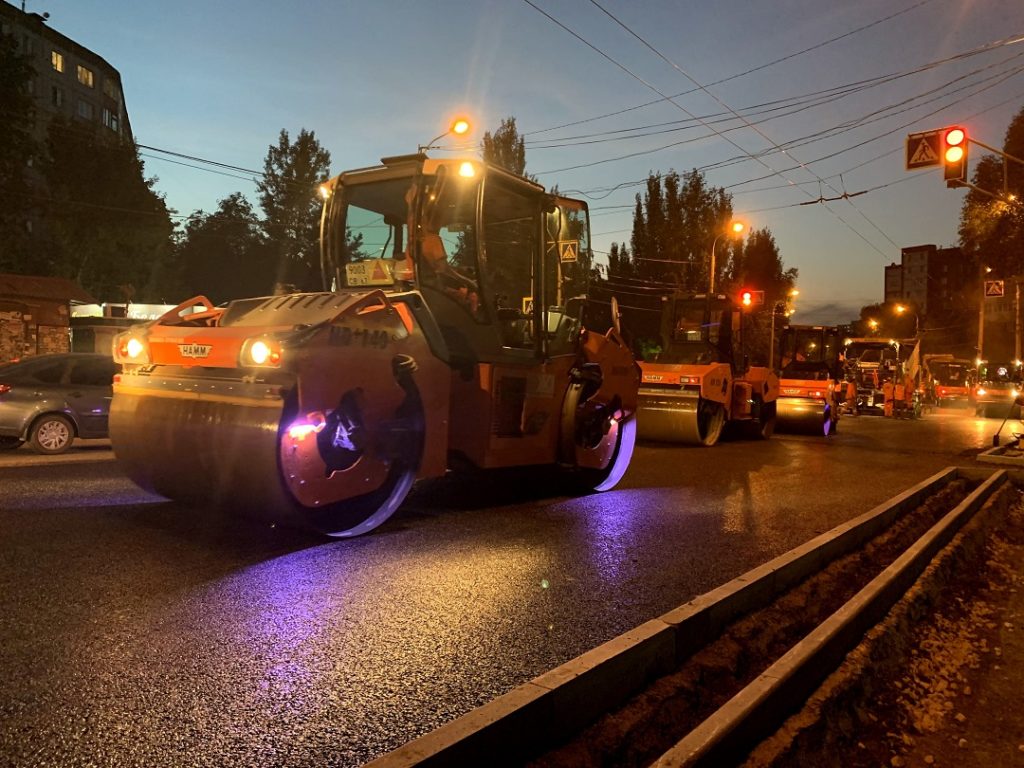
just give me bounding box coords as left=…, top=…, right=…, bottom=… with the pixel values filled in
left=111, top=153, right=639, bottom=536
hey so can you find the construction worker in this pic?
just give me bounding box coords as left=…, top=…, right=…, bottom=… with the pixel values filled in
left=894, top=375, right=906, bottom=418
left=883, top=375, right=895, bottom=417
left=843, top=375, right=858, bottom=416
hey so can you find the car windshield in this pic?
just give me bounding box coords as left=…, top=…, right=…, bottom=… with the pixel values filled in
left=931, top=362, right=969, bottom=386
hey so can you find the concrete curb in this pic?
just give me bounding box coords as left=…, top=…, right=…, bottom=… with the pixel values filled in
left=365, top=467, right=963, bottom=768
left=978, top=440, right=1024, bottom=467
left=655, top=468, right=1007, bottom=767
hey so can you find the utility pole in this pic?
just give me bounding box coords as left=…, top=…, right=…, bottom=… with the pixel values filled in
left=1017, top=280, right=1022, bottom=362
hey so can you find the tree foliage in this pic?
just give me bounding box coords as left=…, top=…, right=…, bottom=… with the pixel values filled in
left=729, top=228, right=797, bottom=307
left=176, top=193, right=274, bottom=303
left=0, top=30, right=40, bottom=269
left=482, top=117, right=530, bottom=178
left=615, top=169, right=736, bottom=290
left=41, top=118, right=174, bottom=302
left=958, top=105, right=1024, bottom=279
left=257, top=128, right=331, bottom=290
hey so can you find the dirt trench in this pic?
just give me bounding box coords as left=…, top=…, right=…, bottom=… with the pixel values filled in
left=531, top=481, right=975, bottom=768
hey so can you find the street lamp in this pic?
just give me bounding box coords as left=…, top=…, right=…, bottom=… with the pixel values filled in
left=868, top=318, right=879, bottom=335
left=894, top=304, right=920, bottom=337
left=708, top=220, right=746, bottom=294
left=419, top=116, right=472, bottom=152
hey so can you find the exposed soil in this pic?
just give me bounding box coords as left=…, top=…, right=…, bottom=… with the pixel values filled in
left=530, top=481, right=975, bottom=767
left=746, top=486, right=1024, bottom=768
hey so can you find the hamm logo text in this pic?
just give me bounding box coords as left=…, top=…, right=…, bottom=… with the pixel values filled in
left=179, top=344, right=212, bottom=358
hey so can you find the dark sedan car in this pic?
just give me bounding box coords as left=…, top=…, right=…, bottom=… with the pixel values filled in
left=0, top=353, right=120, bottom=454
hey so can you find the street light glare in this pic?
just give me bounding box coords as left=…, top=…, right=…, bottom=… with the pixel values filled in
left=451, top=118, right=471, bottom=136
left=730, top=221, right=745, bottom=234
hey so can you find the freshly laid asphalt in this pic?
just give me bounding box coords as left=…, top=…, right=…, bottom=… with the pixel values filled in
left=0, top=409, right=1000, bottom=767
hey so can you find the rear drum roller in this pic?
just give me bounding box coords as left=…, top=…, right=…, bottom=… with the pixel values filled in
left=696, top=399, right=726, bottom=446
left=288, top=355, right=426, bottom=538
left=562, top=379, right=636, bottom=492
left=825, top=404, right=838, bottom=436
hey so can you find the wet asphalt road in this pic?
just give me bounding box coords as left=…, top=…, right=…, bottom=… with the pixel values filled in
left=0, top=409, right=999, bottom=767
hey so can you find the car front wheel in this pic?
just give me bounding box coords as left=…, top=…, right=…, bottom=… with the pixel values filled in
left=30, top=414, right=74, bottom=454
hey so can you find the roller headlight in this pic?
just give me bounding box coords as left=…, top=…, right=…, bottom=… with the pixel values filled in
left=241, top=337, right=282, bottom=368
left=115, top=333, right=150, bottom=364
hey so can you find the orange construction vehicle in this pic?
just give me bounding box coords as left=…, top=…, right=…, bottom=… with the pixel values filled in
left=110, top=153, right=639, bottom=537
left=635, top=291, right=778, bottom=445
left=972, top=360, right=1022, bottom=418
left=923, top=354, right=973, bottom=407
left=775, top=324, right=843, bottom=435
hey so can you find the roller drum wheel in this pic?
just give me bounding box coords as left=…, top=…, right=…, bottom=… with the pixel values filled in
left=111, top=370, right=425, bottom=538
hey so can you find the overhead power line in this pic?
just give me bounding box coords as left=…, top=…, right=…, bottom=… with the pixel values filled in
left=527, top=0, right=940, bottom=138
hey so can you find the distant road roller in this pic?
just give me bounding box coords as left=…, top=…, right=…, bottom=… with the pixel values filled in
left=110, top=153, right=639, bottom=536
left=635, top=292, right=778, bottom=445
left=775, top=324, right=843, bottom=435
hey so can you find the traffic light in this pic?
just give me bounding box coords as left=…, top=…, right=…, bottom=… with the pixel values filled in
left=942, top=126, right=968, bottom=185
left=739, top=289, right=764, bottom=309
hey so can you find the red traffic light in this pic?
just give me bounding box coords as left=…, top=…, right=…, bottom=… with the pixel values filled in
left=942, top=126, right=968, bottom=184
left=741, top=290, right=753, bottom=307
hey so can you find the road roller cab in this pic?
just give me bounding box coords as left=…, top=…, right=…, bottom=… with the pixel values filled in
left=635, top=292, right=778, bottom=446
left=775, top=325, right=843, bottom=435
left=110, top=153, right=639, bottom=537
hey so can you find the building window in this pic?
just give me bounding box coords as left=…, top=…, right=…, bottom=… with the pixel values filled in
left=51, top=50, right=64, bottom=72
left=21, top=35, right=35, bottom=55
left=76, top=64, right=94, bottom=88
left=51, top=86, right=64, bottom=107
left=77, top=99, right=94, bottom=120
left=26, top=78, right=35, bottom=95
left=102, top=78, right=119, bottom=101
left=102, top=108, right=119, bottom=133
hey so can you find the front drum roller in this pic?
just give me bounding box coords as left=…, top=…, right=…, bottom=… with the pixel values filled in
left=637, top=390, right=725, bottom=446
left=776, top=397, right=833, bottom=436
left=111, top=356, right=424, bottom=538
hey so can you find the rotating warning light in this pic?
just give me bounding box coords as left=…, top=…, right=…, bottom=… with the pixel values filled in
left=942, top=126, right=968, bottom=184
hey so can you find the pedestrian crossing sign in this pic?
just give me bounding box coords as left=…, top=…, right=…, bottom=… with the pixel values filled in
left=559, top=240, right=579, bottom=263
left=905, top=130, right=942, bottom=170
left=985, top=280, right=1004, bottom=297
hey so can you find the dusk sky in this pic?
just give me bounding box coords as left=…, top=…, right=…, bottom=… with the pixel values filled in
left=25, top=0, right=1024, bottom=324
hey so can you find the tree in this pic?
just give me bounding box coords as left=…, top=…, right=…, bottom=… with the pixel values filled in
left=956, top=105, right=1024, bottom=360
left=257, top=128, right=331, bottom=290
left=958, top=112, right=1024, bottom=280
left=727, top=227, right=797, bottom=308
left=0, top=30, right=40, bottom=271
left=176, top=193, right=274, bottom=303
left=41, top=118, right=174, bottom=301
left=482, top=117, right=531, bottom=178
left=622, top=169, right=735, bottom=291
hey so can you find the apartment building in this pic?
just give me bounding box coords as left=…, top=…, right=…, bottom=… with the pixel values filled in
left=0, top=2, right=131, bottom=144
